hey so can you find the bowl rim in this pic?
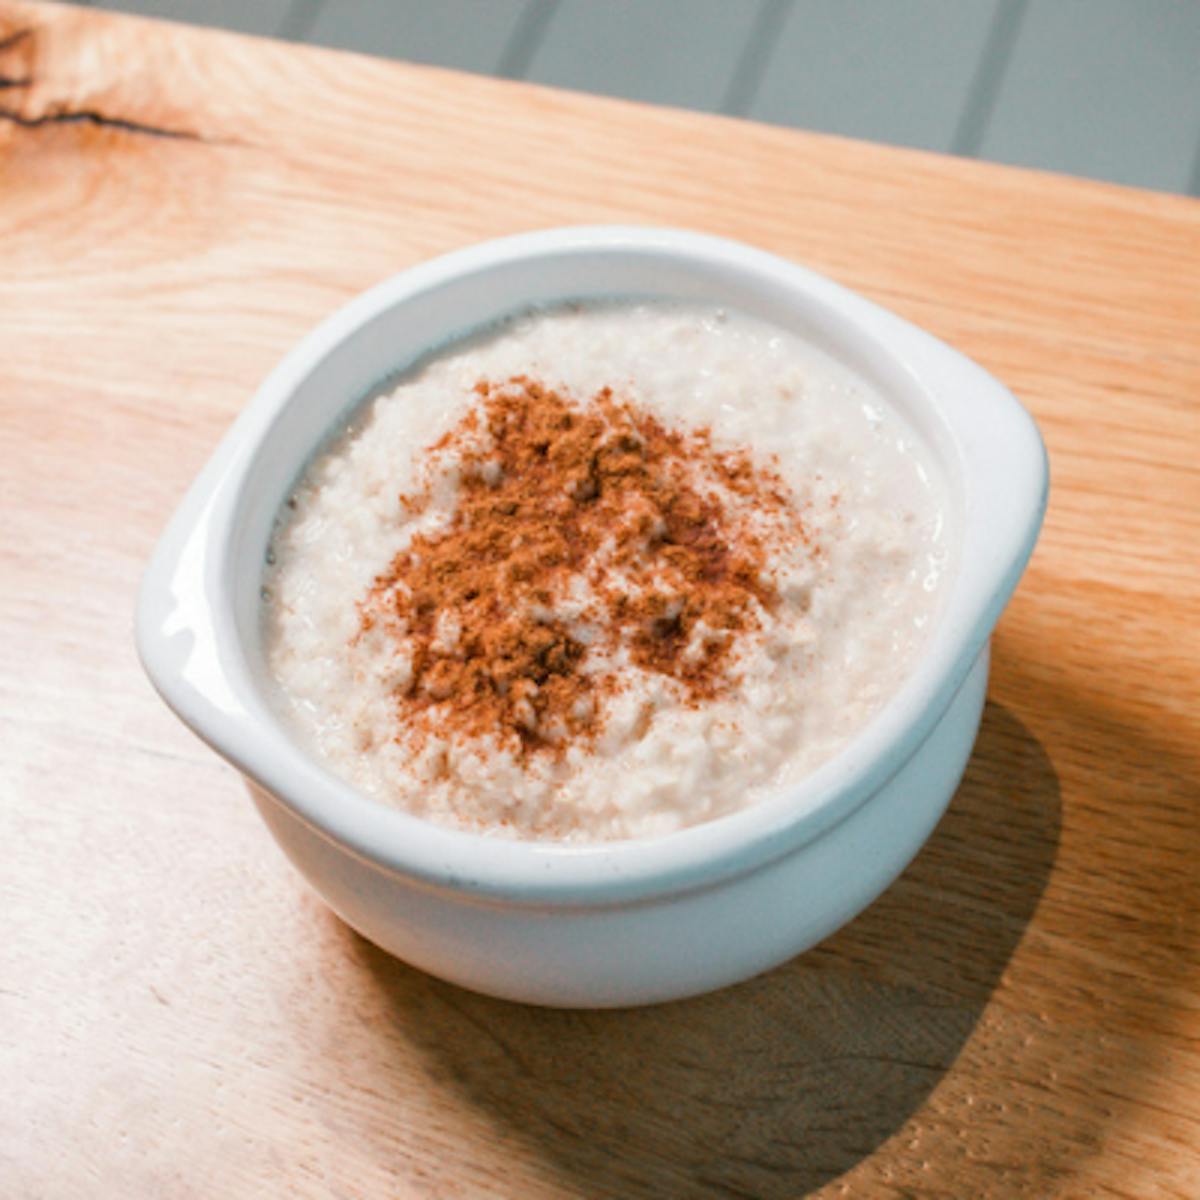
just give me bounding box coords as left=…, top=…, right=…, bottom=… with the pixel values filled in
left=136, top=225, right=1048, bottom=907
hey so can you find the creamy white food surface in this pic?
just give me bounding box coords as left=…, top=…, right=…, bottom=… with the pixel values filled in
left=263, top=301, right=951, bottom=842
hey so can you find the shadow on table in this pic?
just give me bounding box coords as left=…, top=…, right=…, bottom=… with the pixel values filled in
left=339, top=699, right=1064, bottom=1198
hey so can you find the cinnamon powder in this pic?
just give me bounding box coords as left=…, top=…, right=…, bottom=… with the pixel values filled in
left=359, top=378, right=809, bottom=758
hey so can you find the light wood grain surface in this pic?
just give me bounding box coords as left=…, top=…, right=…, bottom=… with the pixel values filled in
left=3, top=3, right=1199, bottom=1197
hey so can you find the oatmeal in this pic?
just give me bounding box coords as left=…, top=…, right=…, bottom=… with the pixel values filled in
left=263, top=302, right=951, bottom=842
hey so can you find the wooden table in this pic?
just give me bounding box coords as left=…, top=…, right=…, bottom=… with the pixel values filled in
left=4, top=3, right=1198, bottom=1196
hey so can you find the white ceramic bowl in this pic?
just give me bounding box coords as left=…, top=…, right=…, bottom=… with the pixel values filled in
left=136, top=227, right=1047, bottom=1007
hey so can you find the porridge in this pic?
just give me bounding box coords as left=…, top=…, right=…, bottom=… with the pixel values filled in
left=263, top=302, right=951, bottom=842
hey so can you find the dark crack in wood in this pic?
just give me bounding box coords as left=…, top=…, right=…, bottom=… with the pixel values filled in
left=0, top=104, right=224, bottom=143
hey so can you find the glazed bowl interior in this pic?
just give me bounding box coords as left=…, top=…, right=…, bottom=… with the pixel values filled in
left=140, top=226, right=1047, bottom=906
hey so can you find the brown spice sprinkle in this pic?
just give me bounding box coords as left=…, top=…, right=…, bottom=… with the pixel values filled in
left=359, top=377, right=810, bottom=758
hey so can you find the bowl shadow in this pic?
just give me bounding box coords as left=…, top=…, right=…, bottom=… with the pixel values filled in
left=336, top=699, right=1061, bottom=1198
